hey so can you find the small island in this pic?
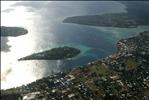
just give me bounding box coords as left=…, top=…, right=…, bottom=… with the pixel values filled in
left=2, top=31, right=149, bottom=100
left=1, top=26, right=28, bottom=37
left=63, top=13, right=149, bottom=28
left=18, top=46, right=80, bottom=61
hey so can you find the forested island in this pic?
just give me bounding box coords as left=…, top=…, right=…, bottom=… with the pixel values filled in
left=2, top=31, right=149, bottom=100
left=63, top=13, right=149, bottom=28
left=18, top=46, right=80, bottom=61
left=1, top=26, right=28, bottom=37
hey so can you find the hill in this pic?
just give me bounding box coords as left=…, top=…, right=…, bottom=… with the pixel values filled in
left=1, top=31, right=149, bottom=100
left=18, top=46, right=80, bottom=61
left=1, top=26, right=28, bottom=37
left=63, top=13, right=149, bottom=28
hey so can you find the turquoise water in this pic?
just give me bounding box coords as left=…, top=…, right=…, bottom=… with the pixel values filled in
left=1, top=1, right=149, bottom=89
left=55, top=25, right=149, bottom=69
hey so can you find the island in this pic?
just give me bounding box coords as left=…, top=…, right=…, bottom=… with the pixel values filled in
left=2, top=31, right=149, bottom=100
left=63, top=13, right=149, bottom=28
left=1, top=26, right=28, bottom=37
left=18, top=46, right=80, bottom=61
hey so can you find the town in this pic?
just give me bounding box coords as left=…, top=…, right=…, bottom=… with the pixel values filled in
left=1, top=31, right=149, bottom=100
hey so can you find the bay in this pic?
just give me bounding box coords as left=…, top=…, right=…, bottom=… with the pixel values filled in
left=1, top=1, right=149, bottom=89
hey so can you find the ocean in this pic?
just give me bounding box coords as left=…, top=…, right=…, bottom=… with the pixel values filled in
left=1, top=1, right=149, bottom=89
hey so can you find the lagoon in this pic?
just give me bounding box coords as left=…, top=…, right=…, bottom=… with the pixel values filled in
left=1, top=1, right=149, bottom=89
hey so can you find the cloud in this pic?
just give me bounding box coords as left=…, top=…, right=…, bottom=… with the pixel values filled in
left=10, top=1, right=148, bottom=21
left=2, top=8, right=14, bottom=13
left=1, top=68, right=12, bottom=81
left=11, top=1, right=49, bottom=10
left=11, top=1, right=125, bottom=15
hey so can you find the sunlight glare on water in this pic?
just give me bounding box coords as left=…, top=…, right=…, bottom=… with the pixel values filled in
left=1, top=1, right=45, bottom=89
left=1, top=1, right=149, bottom=90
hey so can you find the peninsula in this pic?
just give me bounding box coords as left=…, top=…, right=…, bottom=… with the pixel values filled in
left=18, top=46, right=80, bottom=61
left=1, top=26, right=28, bottom=37
left=63, top=13, right=149, bottom=28
left=2, top=31, right=149, bottom=100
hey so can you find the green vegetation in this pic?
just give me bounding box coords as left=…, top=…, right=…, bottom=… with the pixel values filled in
left=1, top=26, right=28, bottom=37
left=144, top=90, right=149, bottom=98
left=89, top=64, right=112, bottom=76
left=1, top=32, right=149, bottom=100
left=125, top=57, right=138, bottom=70
left=18, top=46, right=80, bottom=61
left=63, top=13, right=149, bottom=28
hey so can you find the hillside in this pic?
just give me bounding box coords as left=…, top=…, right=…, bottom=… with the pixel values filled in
left=1, top=26, right=28, bottom=37
left=18, top=46, right=80, bottom=61
left=63, top=13, right=149, bottom=28
left=1, top=31, right=149, bottom=100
